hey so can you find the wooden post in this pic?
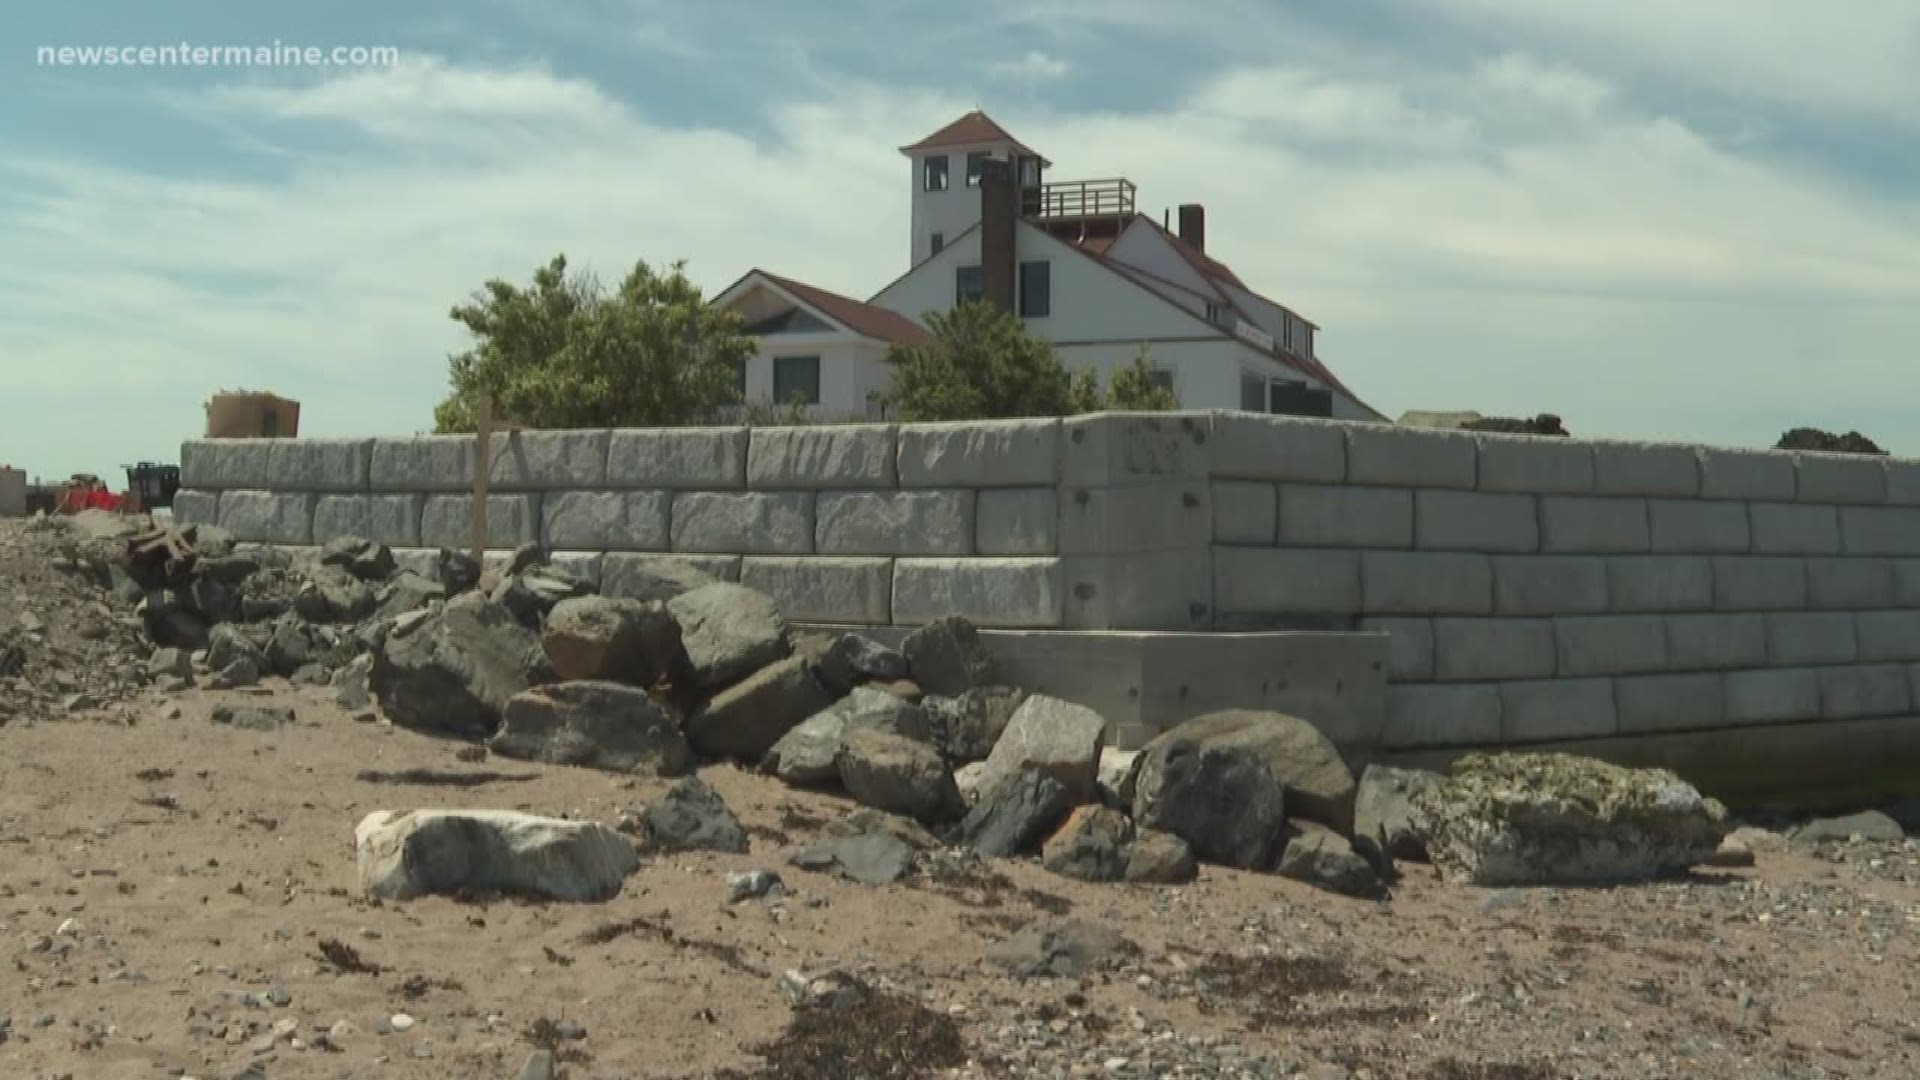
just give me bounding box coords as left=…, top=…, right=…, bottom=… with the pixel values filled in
left=471, top=393, right=492, bottom=569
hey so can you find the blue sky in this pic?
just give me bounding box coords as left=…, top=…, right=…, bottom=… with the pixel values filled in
left=5, top=0, right=1919, bottom=481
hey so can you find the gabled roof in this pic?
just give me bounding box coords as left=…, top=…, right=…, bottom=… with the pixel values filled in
left=900, top=110, right=1049, bottom=166
left=718, top=270, right=931, bottom=346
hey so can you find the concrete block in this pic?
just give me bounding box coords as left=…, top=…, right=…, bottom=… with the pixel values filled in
left=1665, top=613, right=1767, bottom=671
left=1647, top=499, right=1749, bottom=553
left=1807, top=557, right=1893, bottom=610
left=548, top=551, right=604, bottom=587
left=1750, top=503, right=1841, bottom=554
left=369, top=495, right=423, bottom=548
left=1887, top=460, right=1920, bottom=506
left=1841, top=507, right=1920, bottom=557
left=1722, top=668, right=1825, bottom=726
left=179, top=439, right=273, bottom=490
left=1794, top=452, right=1887, bottom=505
left=1060, top=481, right=1210, bottom=555
left=1357, top=617, right=1435, bottom=682
left=748, top=425, right=897, bottom=488
left=1362, top=551, right=1494, bottom=615
left=606, top=427, right=748, bottom=489
left=541, top=490, right=670, bottom=551
left=1207, top=411, right=1345, bottom=482
left=1765, top=612, right=1857, bottom=666
left=740, top=557, right=892, bottom=624
left=817, top=490, right=975, bottom=556
left=1209, top=481, right=1276, bottom=545
left=1898, top=561, right=1920, bottom=606
left=1217, top=547, right=1361, bottom=618
left=896, top=418, right=1060, bottom=487
left=1554, top=616, right=1669, bottom=676
left=1711, top=557, right=1808, bottom=611
left=1855, top=611, right=1920, bottom=663
left=1474, top=433, right=1595, bottom=494
left=1433, top=618, right=1556, bottom=681
left=1820, top=664, right=1912, bottom=721
left=311, top=496, right=371, bottom=545
left=1066, top=552, right=1214, bottom=630
left=1061, top=412, right=1212, bottom=486
left=890, top=558, right=1063, bottom=628
left=670, top=492, right=812, bottom=555
left=1606, top=556, right=1713, bottom=613
left=488, top=430, right=609, bottom=490
left=977, top=487, right=1058, bottom=556
left=418, top=494, right=541, bottom=550
left=1281, top=483, right=1414, bottom=548
left=1345, top=424, right=1476, bottom=490
left=1500, top=678, right=1617, bottom=741
left=1615, top=673, right=1723, bottom=734
left=602, top=553, right=740, bottom=597
left=1492, top=556, right=1610, bottom=615
left=1414, top=490, right=1536, bottom=552
left=216, top=491, right=314, bottom=545
left=1590, top=441, right=1701, bottom=497
left=1383, top=684, right=1501, bottom=749
left=171, top=490, right=219, bottom=527
left=370, top=435, right=473, bottom=492
left=267, top=439, right=373, bottom=492
left=1540, top=497, right=1650, bottom=554
left=1699, top=448, right=1796, bottom=501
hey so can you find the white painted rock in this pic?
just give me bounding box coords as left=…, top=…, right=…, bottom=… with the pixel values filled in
left=355, top=809, right=638, bottom=903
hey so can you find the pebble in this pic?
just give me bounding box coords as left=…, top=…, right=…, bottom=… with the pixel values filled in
left=389, top=1012, right=416, bottom=1032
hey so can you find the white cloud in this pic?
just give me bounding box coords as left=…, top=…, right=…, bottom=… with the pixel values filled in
left=989, top=50, right=1072, bottom=83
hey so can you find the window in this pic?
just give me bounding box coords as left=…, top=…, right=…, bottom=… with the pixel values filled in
left=966, top=152, right=988, bottom=187
left=922, top=155, right=949, bottom=192
left=1304, top=326, right=1315, bottom=358
left=773, top=355, right=820, bottom=405
left=1280, top=314, right=1293, bottom=351
left=1148, top=368, right=1175, bottom=393
left=1240, top=372, right=1266, bottom=412
left=955, top=264, right=984, bottom=304
left=930, top=231, right=945, bottom=256
left=1018, top=260, right=1050, bottom=318
left=1204, top=301, right=1222, bottom=324
left=1017, top=155, right=1040, bottom=188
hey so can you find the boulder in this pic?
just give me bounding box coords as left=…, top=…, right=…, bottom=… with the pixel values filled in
left=542, top=597, right=686, bottom=687
left=871, top=678, right=924, bottom=703
left=1151, top=711, right=1354, bottom=833
left=1097, top=747, right=1139, bottom=807
left=212, top=703, right=294, bottom=732
left=1130, top=717, right=1289, bottom=870
left=985, top=920, right=1136, bottom=979
left=333, top=654, right=374, bottom=711
left=187, top=577, right=243, bottom=624
left=836, top=728, right=963, bottom=825
left=667, top=583, right=792, bottom=690
left=763, top=687, right=936, bottom=786
left=147, top=647, right=193, bottom=681
left=319, top=536, right=396, bottom=582
left=439, top=549, right=483, bottom=594
left=294, top=566, right=377, bottom=625
left=788, top=831, right=917, bottom=886
left=603, top=560, right=718, bottom=604
left=1041, top=806, right=1135, bottom=883
left=974, top=695, right=1105, bottom=807
left=954, top=768, right=1074, bottom=858
left=371, top=592, right=554, bottom=740
left=182, top=523, right=236, bottom=559
left=206, top=624, right=264, bottom=673
left=1411, top=753, right=1730, bottom=886
left=635, top=777, right=747, bottom=854
left=377, top=572, right=447, bottom=619
left=355, top=809, right=638, bottom=902
left=901, top=615, right=994, bottom=696
left=208, top=655, right=261, bottom=689
left=929, top=686, right=1028, bottom=763
left=684, top=656, right=833, bottom=761
left=1124, top=830, right=1197, bottom=884
left=266, top=617, right=332, bottom=677
left=1276, top=822, right=1381, bottom=897
left=823, top=808, right=943, bottom=851
left=193, top=553, right=260, bottom=585
left=815, top=633, right=910, bottom=694
left=492, top=681, right=691, bottom=776
left=491, top=568, right=593, bottom=628
left=1354, top=764, right=1441, bottom=862
left=1791, top=810, right=1904, bottom=846
left=954, top=761, right=990, bottom=804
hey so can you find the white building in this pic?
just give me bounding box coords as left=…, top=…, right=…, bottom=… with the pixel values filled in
left=709, top=270, right=927, bottom=420
left=720, top=110, right=1379, bottom=421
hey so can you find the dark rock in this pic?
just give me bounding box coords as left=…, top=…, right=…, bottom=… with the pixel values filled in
left=667, top=583, right=792, bottom=690
left=1792, top=810, right=1904, bottom=846
left=1276, top=822, right=1381, bottom=897
left=193, top=554, right=261, bottom=585
left=954, top=768, right=1074, bottom=858
left=1355, top=764, right=1441, bottom=862
left=187, top=577, right=243, bottom=624
left=542, top=596, right=686, bottom=687
left=266, top=617, right=331, bottom=677
left=491, top=568, right=592, bottom=628
left=439, top=548, right=482, bottom=594
left=206, top=624, right=265, bottom=672
left=147, top=648, right=192, bottom=681
left=1124, top=829, right=1197, bottom=884
left=836, top=728, right=963, bottom=825
left=506, top=541, right=544, bottom=577
left=763, top=687, right=936, bottom=786
left=492, top=681, right=691, bottom=775
left=212, top=704, right=294, bottom=732
left=1152, top=710, right=1354, bottom=833
left=182, top=523, right=236, bottom=559
left=293, top=566, right=375, bottom=624
left=333, top=654, right=374, bottom=711
left=638, top=777, right=747, bottom=854
left=208, top=656, right=261, bottom=689
left=518, top=1049, right=556, bottom=1080
left=684, top=656, right=832, bottom=760
left=823, top=809, right=943, bottom=850
left=377, top=572, right=447, bottom=619
left=1041, top=805, right=1135, bottom=883
left=1130, top=715, right=1289, bottom=870
left=290, top=663, right=333, bottom=687
left=789, top=831, right=917, bottom=886
left=319, top=536, right=397, bottom=582
left=371, top=592, right=554, bottom=740
left=815, top=633, right=909, bottom=694
left=929, top=686, right=1028, bottom=763
left=901, top=615, right=994, bottom=696
left=985, top=919, right=1136, bottom=978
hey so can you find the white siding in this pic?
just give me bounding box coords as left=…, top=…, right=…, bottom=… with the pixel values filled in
left=1055, top=339, right=1243, bottom=409
left=745, top=334, right=889, bottom=420
left=871, top=229, right=984, bottom=325
left=1103, top=219, right=1222, bottom=299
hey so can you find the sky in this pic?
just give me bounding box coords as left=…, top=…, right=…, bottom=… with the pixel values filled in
left=4, top=1, right=1919, bottom=482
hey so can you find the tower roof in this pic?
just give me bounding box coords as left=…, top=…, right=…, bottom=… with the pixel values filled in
left=899, top=110, right=1049, bottom=166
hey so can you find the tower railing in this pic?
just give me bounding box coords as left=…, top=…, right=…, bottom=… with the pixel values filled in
left=1023, top=177, right=1136, bottom=219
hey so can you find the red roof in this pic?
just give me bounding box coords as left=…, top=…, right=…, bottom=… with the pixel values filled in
left=757, top=271, right=931, bottom=346
left=900, top=110, right=1045, bottom=162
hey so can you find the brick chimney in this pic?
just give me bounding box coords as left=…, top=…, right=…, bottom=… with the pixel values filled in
left=1177, top=203, right=1206, bottom=253
left=980, top=155, right=1017, bottom=314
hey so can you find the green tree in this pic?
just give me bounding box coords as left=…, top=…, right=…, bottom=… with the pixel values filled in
left=1105, top=346, right=1180, bottom=411
left=434, top=254, right=751, bottom=432
left=881, top=300, right=1083, bottom=420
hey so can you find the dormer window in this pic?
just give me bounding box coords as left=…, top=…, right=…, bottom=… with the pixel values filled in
left=966, top=152, right=988, bottom=187
left=923, top=155, right=949, bottom=192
